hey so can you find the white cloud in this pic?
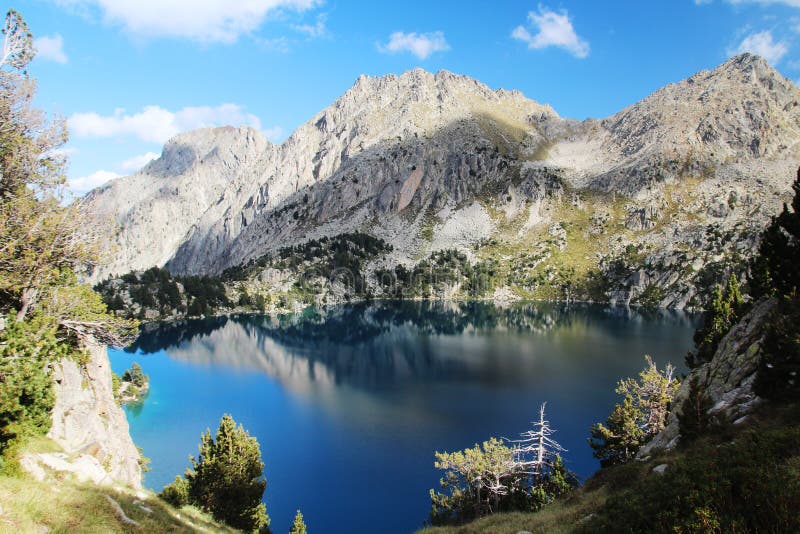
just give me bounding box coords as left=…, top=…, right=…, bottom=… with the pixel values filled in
left=54, top=0, right=322, bottom=43
left=68, top=169, right=120, bottom=194
left=379, top=31, right=450, bottom=60
left=34, top=34, right=68, bottom=63
left=262, top=126, right=284, bottom=142
left=512, top=5, right=589, bottom=58
left=120, top=151, right=160, bottom=171
left=68, top=103, right=267, bottom=143
left=292, top=13, right=327, bottom=37
left=729, top=30, right=789, bottom=64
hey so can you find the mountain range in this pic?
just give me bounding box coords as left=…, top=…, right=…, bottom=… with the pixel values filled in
left=86, top=53, right=800, bottom=309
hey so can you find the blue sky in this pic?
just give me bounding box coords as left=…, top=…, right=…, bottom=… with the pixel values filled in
left=14, top=0, right=800, bottom=194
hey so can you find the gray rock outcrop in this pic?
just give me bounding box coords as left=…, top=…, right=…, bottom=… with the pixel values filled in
left=639, top=297, right=775, bottom=455
left=23, top=341, right=143, bottom=488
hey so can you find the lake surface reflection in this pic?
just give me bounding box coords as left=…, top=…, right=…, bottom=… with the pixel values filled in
left=110, top=300, right=699, bottom=533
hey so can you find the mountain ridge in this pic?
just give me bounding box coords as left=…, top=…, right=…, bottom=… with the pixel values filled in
left=86, top=54, right=800, bottom=309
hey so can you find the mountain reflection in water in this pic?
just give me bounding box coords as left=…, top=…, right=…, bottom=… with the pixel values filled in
left=113, top=300, right=699, bottom=534
left=127, top=300, right=697, bottom=392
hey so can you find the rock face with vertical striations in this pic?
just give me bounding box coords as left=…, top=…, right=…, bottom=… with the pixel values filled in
left=85, top=54, right=800, bottom=308
left=22, top=341, right=143, bottom=489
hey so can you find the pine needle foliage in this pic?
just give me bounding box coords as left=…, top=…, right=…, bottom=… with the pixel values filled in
left=184, top=414, right=270, bottom=532
left=289, top=509, right=307, bottom=534
left=687, top=274, right=744, bottom=368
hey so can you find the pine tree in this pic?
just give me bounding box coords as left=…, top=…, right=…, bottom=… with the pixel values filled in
left=511, top=403, right=566, bottom=482
left=186, top=414, right=270, bottom=532
left=121, top=362, right=147, bottom=387
left=0, top=314, right=70, bottom=469
left=755, top=297, right=800, bottom=400
left=687, top=274, right=744, bottom=368
left=678, top=376, right=714, bottom=443
left=749, top=167, right=800, bottom=399
left=588, top=396, right=645, bottom=467
left=0, top=9, right=135, bottom=346
left=430, top=438, right=515, bottom=524
left=749, top=168, right=800, bottom=299
left=616, top=355, right=679, bottom=437
left=589, top=356, right=679, bottom=467
left=290, top=509, right=307, bottom=534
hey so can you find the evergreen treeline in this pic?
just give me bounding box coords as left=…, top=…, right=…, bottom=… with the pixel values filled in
left=95, top=267, right=230, bottom=319
left=224, top=232, right=393, bottom=292
left=375, top=249, right=497, bottom=299
left=751, top=169, right=800, bottom=400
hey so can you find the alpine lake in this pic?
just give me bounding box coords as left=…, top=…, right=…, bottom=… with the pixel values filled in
left=109, top=300, right=700, bottom=533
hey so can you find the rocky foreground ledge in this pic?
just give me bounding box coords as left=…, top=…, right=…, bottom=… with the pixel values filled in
left=21, top=341, right=142, bottom=489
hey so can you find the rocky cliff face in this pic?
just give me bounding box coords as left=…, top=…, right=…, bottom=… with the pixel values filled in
left=22, top=342, right=142, bottom=489
left=86, top=54, right=800, bottom=308
left=86, top=126, right=274, bottom=277
left=639, top=297, right=775, bottom=455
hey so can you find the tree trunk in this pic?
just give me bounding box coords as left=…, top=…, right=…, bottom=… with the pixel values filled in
left=16, top=286, right=37, bottom=321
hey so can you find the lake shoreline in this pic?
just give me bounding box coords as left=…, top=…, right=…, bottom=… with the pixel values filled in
left=130, top=293, right=703, bottom=329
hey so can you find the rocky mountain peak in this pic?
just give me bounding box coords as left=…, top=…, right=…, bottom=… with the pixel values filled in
left=719, top=52, right=772, bottom=74
left=86, top=56, right=800, bottom=285
left=321, top=67, right=557, bottom=138
left=596, top=53, right=800, bottom=184
left=143, top=125, right=270, bottom=178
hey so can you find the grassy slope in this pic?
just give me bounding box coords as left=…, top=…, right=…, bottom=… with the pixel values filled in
left=471, top=174, right=712, bottom=303
left=417, top=402, right=800, bottom=534
left=0, top=438, right=236, bottom=534
left=419, top=490, right=608, bottom=534
left=0, top=475, right=237, bottom=533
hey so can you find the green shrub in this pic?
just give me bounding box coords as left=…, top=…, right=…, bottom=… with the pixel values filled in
left=635, top=284, right=664, bottom=310
left=111, top=371, right=121, bottom=401
left=121, top=362, right=147, bottom=388
left=677, top=376, right=714, bottom=444
left=582, top=425, right=800, bottom=533
left=0, top=314, right=70, bottom=471
left=159, top=475, right=190, bottom=507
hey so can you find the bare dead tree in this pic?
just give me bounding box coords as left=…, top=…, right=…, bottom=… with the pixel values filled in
left=510, top=402, right=566, bottom=482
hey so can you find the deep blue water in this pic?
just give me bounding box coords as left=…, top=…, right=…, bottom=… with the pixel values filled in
left=109, top=301, right=699, bottom=534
